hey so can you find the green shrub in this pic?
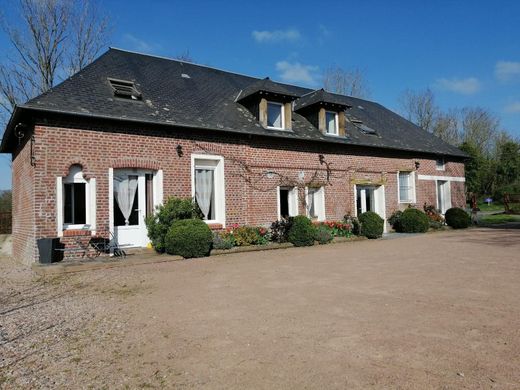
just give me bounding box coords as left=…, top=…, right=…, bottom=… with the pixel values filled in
left=287, top=215, right=316, bottom=247
left=399, top=208, right=429, bottom=233
left=358, top=211, right=384, bottom=239
left=212, top=231, right=235, bottom=250
left=388, top=210, right=403, bottom=232
left=165, top=219, right=212, bottom=258
left=270, top=218, right=293, bottom=243
left=315, top=225, right=333, bottom=244
left=445, top=207, right=470, bottom=229
left=145, top=197, right=203, bottom=252
left=232, top=226, right=270, bottom=246
left=429, top=220, right=444, bottom=230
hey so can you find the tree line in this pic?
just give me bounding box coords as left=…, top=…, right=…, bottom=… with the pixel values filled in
left=399, top=88, right=520, bottom=200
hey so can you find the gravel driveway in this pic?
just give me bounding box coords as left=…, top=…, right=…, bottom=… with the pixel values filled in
left=1, top=228, right=519, bottom=389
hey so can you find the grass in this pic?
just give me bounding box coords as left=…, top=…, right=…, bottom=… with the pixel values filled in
left=473, top=202, right=505, bottom=212
left=479, top=213, right=520, bottom=224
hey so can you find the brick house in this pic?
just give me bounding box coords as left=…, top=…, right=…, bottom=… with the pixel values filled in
left=0, top=48, right=467, bottom=264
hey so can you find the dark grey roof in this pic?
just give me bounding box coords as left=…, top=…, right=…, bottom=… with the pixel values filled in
left=1, top=48, right=467, bottom=158
left=238, top=77, right=299, bottom=102
left=294, top=88, right=351, bottom=111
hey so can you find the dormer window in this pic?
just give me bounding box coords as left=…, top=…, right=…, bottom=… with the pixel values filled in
left=267, top=101, right=284, bottom=129
left=436, top=158, right=445, bottom=171
left=108, top=78, right=142, bottom=100
left=325, top=111, right=338, bottom=136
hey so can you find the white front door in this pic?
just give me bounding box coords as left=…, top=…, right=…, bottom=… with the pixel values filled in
left=437, top=180, right=451, bottom=214
left=113, top=169, right=153, bottom=247
left=356, top=185, right=387, bottom=232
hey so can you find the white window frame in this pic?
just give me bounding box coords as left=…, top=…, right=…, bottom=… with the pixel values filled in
left=56, top=165, right=96, bottom=236
left=436, top=158, right=445, bottom=171
left=325, top=111, right=339, bottom=136
left=191, top=154, right=226, bottom=226
left=397, top=171, right=416, bottom=204
left=305, top=186, right=326, bottom=221
left=277, top=186, right=298, bottom=219
left=266, top=101, right=285, bottom=130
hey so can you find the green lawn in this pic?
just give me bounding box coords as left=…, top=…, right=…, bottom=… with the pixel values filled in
left=479, top=213, right=520, bottom=224
left=475, top=202, right=504, bottom=212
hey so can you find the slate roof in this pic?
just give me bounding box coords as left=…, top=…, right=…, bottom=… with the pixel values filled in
left=1, top=48, right=467, bottom=157
left=237, top=77, right=299, bottom=102
left=294, top=88, right=351, bottom=111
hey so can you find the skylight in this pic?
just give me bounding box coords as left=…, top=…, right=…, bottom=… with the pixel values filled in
left=108, top=78, right=142, bottom=100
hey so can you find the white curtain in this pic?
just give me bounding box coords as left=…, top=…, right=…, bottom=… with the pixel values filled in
left=308, top=189, right=316, bottom=217
left=114, top=175, right=138, bottom=225
left=195, top=169, right=213, bottom=220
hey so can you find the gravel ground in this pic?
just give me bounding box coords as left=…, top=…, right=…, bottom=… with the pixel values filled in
left=1, top=227, right=520, bottom=389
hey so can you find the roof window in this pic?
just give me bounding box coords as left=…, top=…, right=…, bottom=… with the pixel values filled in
left=108, top=78, right=142, bottom=100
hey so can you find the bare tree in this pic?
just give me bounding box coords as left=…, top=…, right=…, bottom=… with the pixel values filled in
left=323, top=66, right=370, bottom=99
left=399, top=88, right=438, bottom=133
left=461, top=107, right=500, bottom=156
left=432, top=109, right=461, bottom=146
left=0, top=0, right=110, bottom=124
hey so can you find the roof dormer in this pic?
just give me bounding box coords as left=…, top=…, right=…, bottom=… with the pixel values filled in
left=294, top=89, right=351, bottom=137
left=237, top=77, right=298, bottom=131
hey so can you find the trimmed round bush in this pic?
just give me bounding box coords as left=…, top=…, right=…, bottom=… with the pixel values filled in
left=287, top=216, right=316, bottom=247
left=445, top=207, right=470, bottom=229
left=399, top=208, right=429, bottom=233
left=388, top=210, right=403, bottom=232
left=358, top=211, right=384, bottom=239
left=315, top=225, right=333, bottom=245
left=165, top=219, right=212, bottom=258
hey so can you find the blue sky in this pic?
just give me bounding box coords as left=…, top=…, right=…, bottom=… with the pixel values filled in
left=1, top=0, right=520, bottom=189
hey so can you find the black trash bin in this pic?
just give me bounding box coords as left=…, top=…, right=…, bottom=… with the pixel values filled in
left=37, top=237, right=60, bottom=264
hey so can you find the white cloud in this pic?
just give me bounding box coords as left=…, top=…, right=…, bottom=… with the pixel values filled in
left=504, top=101, right=520, bottom=113
left=495, top=61, right=520, bottom=82
left=275, top=61, right=319, bottom=85
left=122, top=33, right=161, bottom=53
left=435, top=77, right=481, bottom=95
left=252, top=29, right=301, bottom=43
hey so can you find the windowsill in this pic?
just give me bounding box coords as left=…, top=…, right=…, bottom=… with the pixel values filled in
left=266, top=126, right=292, bottom=132
left=206, top=222, right=223, bottom=230
left=436, top=168, right=446, bottom=171
left=324, top=133, right=340, bottom=137
left=63, top=228, right=92, bottom=237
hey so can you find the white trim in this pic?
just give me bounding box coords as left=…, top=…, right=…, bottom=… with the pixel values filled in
left=89, top=178, right=96, bottom=234
left=325, top=111, right=339, bottom=136
left=397, top=171, right=416, bottom=203
left=418, top=174, right=465, bottom=182
left=305, top=186, right=326, bottom=221
left=266, top=101, right=285, bottom=130
left=191, top=154, right=226, bottom=227
left=108, top=168, right=114, bottom=243
left=56, top=177, right=63, bottom=237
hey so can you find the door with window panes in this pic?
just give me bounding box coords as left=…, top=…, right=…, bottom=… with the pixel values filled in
left=113, top=169, right=154, bottom=247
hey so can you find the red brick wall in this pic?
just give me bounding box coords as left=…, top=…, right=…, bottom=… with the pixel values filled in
left=11, top=136, right=36, bottom=263
left=13, top=123, right=466, bottom=263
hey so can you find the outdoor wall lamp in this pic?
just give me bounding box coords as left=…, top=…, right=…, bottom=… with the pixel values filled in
left=176, top=144, right=183, bottom=157
left=415, top=161, right=421, bottom=170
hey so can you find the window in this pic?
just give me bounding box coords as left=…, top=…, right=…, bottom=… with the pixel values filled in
left=267, top=102, right=284, bottom=129
left=192, top=155, right=225, bottom=225
left=57, top=164, right=96, bottom=234
left=436, top=158, right=445, bottom=171
left=278, top=186, right=298, bottom=219
left=325, top=111, right=338, bottom=136
left=306, top=187, right=325, bottom=221
left=108, top=78, right=142, bottom=100
left=64, top=183, right=86, bottom=224
left=398, top=171, right=415, bottom=203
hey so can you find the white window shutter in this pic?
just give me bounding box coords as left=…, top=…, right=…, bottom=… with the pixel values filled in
left=56, top=177, right=63, bottom=236
left=90, top=178, right=96, bottom=233
left=318, top=187, right=326, bottom=221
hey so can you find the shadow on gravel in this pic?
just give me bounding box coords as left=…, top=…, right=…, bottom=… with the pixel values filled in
left=444, top=228, right=520, bottom=248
